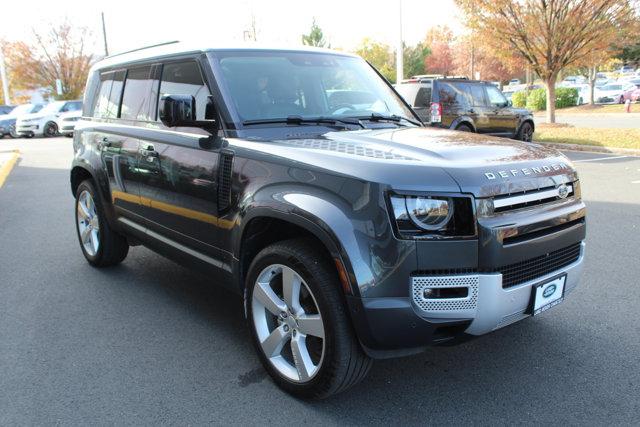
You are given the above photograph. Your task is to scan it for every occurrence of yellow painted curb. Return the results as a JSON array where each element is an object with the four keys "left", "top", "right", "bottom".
[{"left": 0, "top": 150, "right": 20, "bottom": 189}]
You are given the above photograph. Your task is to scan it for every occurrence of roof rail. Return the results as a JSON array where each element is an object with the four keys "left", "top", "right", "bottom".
[{"left": 105, "top": 40, "right": 181, "bottom": 59}]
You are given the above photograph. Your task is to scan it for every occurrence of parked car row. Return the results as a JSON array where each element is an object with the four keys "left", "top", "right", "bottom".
[{"left": 0, "top": 100, "right": 82, "bottom": 139}]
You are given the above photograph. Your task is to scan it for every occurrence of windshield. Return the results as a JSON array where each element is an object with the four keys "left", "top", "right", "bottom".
[
  {"left": 214, "top": 50, "right": 415, "bottom": 124},
  {"left": 39, "top": 101, "right": 65, "bottom": 114},
  {"left": 602, "top": 85, "right": 622, "bottom": 91}
]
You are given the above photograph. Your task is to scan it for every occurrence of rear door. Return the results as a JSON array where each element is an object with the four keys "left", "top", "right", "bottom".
[
  {"left": 93, "top": 70, "right": 142, "bottom": 217},
  {"left": 463, "top": 83, "right": 491, "bottom": 133},
  {"left": 134, "top": 60, "right": 223, "bottom": 255}
]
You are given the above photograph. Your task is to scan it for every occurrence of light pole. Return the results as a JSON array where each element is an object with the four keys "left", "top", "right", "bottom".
[
  {"left": 0, "top": 49, "right": 10, "bottom": 105},
  {"left": 396, "top": 0, "right": 404, "bottom": 83},
  {"left": 101, "top": 12, "right": 109, "bottom": 56}
]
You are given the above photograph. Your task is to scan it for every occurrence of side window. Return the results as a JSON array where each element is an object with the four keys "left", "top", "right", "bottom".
[
  {"left": 61, "top": 101, "right": 82, "bottom": 112},
  {"left": 121, "top": 65, "right": 156, "bottom": 121},
  {"left": 485, "top": 85, "right": 508, "bottom": 107},
  {"left": 159, "top": 61, "right": 210, "bottom": 120},
  {"left": 466, "top": 84, "right": 487, "bottom": 106},
  {"left": 93, "top": 71, "right": 125, "bottom": 118},
  {"left": 437, "top": 82, "right": 470, "bottom": 108},
  {"left": 415, "top": 87, "right": 432, "bottom": 108}
]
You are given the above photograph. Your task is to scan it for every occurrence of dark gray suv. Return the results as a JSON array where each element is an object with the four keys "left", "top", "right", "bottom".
[{"left": 71, "top": 43, "right": 585, "bottom": 399}]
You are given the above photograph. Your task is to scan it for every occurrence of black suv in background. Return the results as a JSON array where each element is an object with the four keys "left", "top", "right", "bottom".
[{"left": 396, "top": 78, "right": 535, "bottom": 142}]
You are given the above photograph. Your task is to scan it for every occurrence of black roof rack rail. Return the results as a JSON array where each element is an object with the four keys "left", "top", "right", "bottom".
[{"left": 105, "top": 40, "right": 181, "bottom": 59}]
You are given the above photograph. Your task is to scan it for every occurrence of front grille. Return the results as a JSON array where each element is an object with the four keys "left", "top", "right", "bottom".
[
  {"left": 493, "top": 184, "right": 574, "bottom": 213},
  {"left": 498, "top": 243, "right": 582, "bottom": 288}
]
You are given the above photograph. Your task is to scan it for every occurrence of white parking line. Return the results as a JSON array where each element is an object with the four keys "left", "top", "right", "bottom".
[{"left": 573, "top": 155, "right": 629, "bottom": 163}]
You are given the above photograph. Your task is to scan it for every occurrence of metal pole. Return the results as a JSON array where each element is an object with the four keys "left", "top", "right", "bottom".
[
  {"left": 0, "top": 49, "right": 10, "bottom": 105},
  {"left": 470, "top": 44, "right": 475, "bottom": 80},
  {"left": 396, "top": 0, "right": 403, "bottom": 83},
  {"left": 101, "top": 12, "right": 109, "bottom": 56}
]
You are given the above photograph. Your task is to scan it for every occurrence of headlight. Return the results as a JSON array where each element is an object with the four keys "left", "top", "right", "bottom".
[
  {"left": 389, "top": 194, "right": 476, "bottom": 239},
  {"left": 405, "top": 197, "right": 453, "bottom": 230}
]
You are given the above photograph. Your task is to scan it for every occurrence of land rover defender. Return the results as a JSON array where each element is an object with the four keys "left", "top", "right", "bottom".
[{"left": 71, "top": 43, "right": 586, "bottom": 399}]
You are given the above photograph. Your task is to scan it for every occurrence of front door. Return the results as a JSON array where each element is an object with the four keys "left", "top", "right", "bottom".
[{"left": 484, "top": 85, "right": 517, "bottom": 136}]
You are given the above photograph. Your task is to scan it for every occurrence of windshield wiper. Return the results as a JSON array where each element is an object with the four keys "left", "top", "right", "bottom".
[
  {"left": 243, "top": 116, "right": 364, "bottom": 129},
  {"left": 349, "top": 113, "right": 422, "bottom": 127}
]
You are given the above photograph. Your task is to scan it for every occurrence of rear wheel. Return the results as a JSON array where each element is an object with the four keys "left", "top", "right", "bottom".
[
  {"left": 246, "top": 239, "right": 372, "bottom": 399},
  {"left": 455, "top": 124, "right": 473, "bottom": 132},
  {"left": 43, "top": 121, "right": 58, "bottom": 137},
  {"left": 517, "top": 121, "right": 534, "bottom": 142},
  {"left": 75, "top": 180, "right": 129, "bottom": 267}
]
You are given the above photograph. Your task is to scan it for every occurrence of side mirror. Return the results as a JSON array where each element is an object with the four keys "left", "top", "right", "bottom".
[
  {"left": 507, "top": 100, "right": 513, "bottom": 107},
  {"left": 159, "top": 94, "right": 217, "bottom": 129}
]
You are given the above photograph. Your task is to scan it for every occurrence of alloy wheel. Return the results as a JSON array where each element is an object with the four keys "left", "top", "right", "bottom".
[
  {"left": 251, "top": 264, "right": 325, "bottom": 383},
  {"left": 522, "top": 124, "right": 533, "bottom": 142},
  {"left": 44, "top": 122, "right": 58, "bottom": 137},
  {"left": 76, "top": 190, "right": 100, "bottom": 256}
]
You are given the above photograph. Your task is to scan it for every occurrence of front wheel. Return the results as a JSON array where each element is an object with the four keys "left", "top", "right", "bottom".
[
  {"left": 246, "top": 239, "right": 372, "bottom": 399},
  {"left": 517, "top": 122, "right": 534, "bottom": 142},
  {"left": 9, "top": 125, "right": 20, "bottom": 138}
]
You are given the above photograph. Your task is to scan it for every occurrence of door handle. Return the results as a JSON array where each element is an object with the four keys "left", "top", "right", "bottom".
[{"left": 139, "top": 144, "right": 158, "bottom": 157}]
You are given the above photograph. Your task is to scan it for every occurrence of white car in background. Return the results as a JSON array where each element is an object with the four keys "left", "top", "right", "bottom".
[
  {"left": 594, "top": 82, "right": 637, "bottom": 104},
  {"left": 561, "top": 75, "right": 586, "bottom": 86},
  {"left": 0, "top": 103, "right": 45, "bottom": 138},
  {"left": 55, "top": 109, "right": 82, "bottom": 137},
  {"left": 16, "top": 100, "right": 82, "bottom": 138}
]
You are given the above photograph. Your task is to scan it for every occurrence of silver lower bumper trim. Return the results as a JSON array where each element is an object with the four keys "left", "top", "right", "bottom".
[{"left": 411, "top": 242, "right": 585, "bottom": 336}]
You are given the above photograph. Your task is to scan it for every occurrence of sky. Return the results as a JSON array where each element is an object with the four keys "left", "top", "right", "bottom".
[{"left": 0, "top": 0, "right": 463, "bottom": 55}]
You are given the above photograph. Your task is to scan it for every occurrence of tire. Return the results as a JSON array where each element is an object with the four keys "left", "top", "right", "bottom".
[
  {"left": 246, "top": 238, "right": 372, "bottom": 399},
  {"left": 43, "top": 121, "right": 58, "bottom": 137},
  {"left": 517, "top": 121, "right": 534, "bottom": 142},
  {"left": 455, "top": 124, "right": 473, "bottom": 132},
  {"left": 9, "top": 125, "right": 20, "bottom": 138},
  {"left": 74, "top": 180, "right": 129, "bottom": 267}
]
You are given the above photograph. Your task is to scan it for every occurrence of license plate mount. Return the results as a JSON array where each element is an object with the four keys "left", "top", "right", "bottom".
[{"left": 529, "top": 274, "right": 567, "bottom": 316}]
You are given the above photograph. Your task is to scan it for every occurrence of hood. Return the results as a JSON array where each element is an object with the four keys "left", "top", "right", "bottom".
[{"left": 237, "top": 127, "right": 577, "bottom": 197}]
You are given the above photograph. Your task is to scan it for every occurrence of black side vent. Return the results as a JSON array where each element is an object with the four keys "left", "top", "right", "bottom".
[{"left": 217, "top": 152, "right": 234, "bottom": 213}]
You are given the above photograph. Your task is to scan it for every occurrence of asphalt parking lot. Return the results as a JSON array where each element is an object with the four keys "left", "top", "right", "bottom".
[{"left": 1, "top": 138, "right": 639, "bottom": 425}]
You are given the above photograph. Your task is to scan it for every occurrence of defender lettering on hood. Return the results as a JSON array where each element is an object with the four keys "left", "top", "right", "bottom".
[{"left": 484, "top": 163, "right": 569, "bottom": 180}]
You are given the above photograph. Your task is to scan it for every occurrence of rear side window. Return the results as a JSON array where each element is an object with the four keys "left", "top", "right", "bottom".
[
  {"left": 159, "top": 61, "right": 210, "bottom": 120},
  {"left": 121, "top": 66, "right": 157, "bottom": 121},
  {"left": 93, "top": 70, "right": 125, "bottom": 118},
  {"left": 465, "top": 84, "right": 487, "bottom": 106},
  {"left": 436, "top": 82, "right": 469, "bottom": 108}
]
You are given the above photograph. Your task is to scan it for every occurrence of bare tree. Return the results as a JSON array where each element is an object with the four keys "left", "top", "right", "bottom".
[
  {"left": 456, "top": 0, "right": 638, "bottom": 122},
  {"left": 10, "top": 22, "right": 94, "bottom": 100}
]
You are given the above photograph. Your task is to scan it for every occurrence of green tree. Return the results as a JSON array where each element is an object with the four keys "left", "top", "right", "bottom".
[
  {"left": 354, "top": 38, "right": 395, "bottom": 82},
  {"left": 301, "top": 18, "right": 330, "bottom": 48},
  {"left": 403, "top": 42, "right": 430, "bottom": 78}
]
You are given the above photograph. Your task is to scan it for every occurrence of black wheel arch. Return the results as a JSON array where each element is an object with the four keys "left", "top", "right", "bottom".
[
  {"left": 70, "top": 162, "right": 120, "bottom": 232},
  {"left": 449, "top": 116, "right": 476, "bottom": 132}
]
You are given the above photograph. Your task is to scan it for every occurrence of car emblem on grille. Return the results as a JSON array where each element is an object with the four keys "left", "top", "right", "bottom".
[
  {"left": 557, "top": 183, "right": 569, "bottom": 199},
  {"left": 543, "top": 284, "right": 557, "bottom": 298}
]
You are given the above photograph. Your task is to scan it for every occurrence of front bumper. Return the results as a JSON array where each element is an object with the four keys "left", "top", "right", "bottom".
[
  {"left": 16, "top": 124, "right": 39, "bottom": 135},
  {"left": 348, "top": 243, "right": 584, "bottom": 358}
]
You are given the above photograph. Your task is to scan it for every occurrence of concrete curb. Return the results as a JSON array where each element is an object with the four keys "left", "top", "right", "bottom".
[
  {"left": 0, "top": 150, "right": 20, "bottom": 188},
  {"left": 535, "top": 141, "right": 640, "bottom": 156}
]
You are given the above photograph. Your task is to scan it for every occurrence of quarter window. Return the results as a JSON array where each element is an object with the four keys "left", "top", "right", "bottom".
[
  {"left": 121, "top": 66, "right": 157, "bottom": 121},
  {"left": 436, "top": 83, "right": 470, "bottom": 107},
  {"left": 93, "top": 71, "right": 125, "bottom": 118},
  {"left": 159, "top": 62, "right": 210, "bottom": 120}
]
